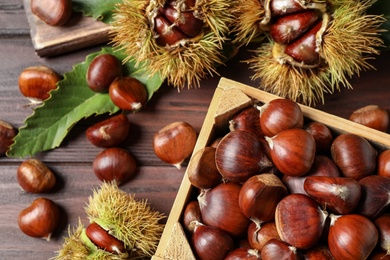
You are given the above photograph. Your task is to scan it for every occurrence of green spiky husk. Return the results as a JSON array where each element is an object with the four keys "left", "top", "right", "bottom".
[
  {"left": 111, "top": 0, "right": 235, "bottom": 88},
  {"left": 53, "top": 220, "right": 129, "bottom": 260},
  {"left": 247, "top": 0, "right": 385, "bottom": 105},
  {"left": 85, "top": 182, "right": 165, "bottom": 259}
]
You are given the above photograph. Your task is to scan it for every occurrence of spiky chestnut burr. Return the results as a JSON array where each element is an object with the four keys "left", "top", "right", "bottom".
[
  {"left": 233, "top": 0, "right": 385, "bottom": 105},
  {"left": 53, "top": 182, "right": 165, "bottom": 259},
  {"left": 111, "top": 0, "right": 235, "bottom": 89}
]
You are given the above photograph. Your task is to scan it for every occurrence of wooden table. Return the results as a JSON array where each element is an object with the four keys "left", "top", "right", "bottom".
[{"left": 1, "top": 1, "right": 389, "bottom": 259}]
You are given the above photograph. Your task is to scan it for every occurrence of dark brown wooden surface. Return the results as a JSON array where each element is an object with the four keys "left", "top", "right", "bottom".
[{"left": 0, "top": 1, "right": 389, "bottom": 259}]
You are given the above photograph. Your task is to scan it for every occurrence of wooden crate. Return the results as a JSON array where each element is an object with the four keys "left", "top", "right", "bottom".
[{"left": 152, "top": 77, "right": 390, "bottom": 260}]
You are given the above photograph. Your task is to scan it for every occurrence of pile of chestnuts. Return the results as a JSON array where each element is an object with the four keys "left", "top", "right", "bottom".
[{"left": 183, "top": 98, "right": 390, "bottom": 260}]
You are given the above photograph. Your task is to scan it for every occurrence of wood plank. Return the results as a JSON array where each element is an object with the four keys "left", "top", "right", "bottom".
[{"left": 23, "top": 0, "right": 111, "bottom": 57}]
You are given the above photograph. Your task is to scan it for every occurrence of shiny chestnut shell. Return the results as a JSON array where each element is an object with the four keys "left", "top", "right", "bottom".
[
  {"left": 192, "top": 223, "right": 235, "bottom": 260},
  {"left": 330, "top": 133, "right": 377, "bottom": 180},
  {"left": 215, "top": 130, "right": 272, "bottom": 183},
  {"left": 328, "top": 214, "right": 378, "bottom": 260},
  {"left": 239, "top": 173, "right": 287, "bottom": 224},
  {"left": 86, "top": 113, "right": 130, "bottom": 148},
  {"left": 87, "top": 54, "right": 123, "bottom": 93},
  {"left": 266, "top": 128, "right": 316, "bottom": 177},
  {"left": 93, "top": 147, "right": 137, "bottom": 185},
  {"left": 259, "top": 98, "right": 304, "bottom": 137},
  {"left": 275, "top": 194, "right": 327, "bottom": 249},
  {"left": 198, "top": 182, "right": 250, "bottom": 237}
]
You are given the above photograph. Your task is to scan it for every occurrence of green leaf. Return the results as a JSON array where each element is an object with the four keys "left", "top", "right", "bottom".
[
  {"left": 7, "top": 47, "right": 165, "bottom": 158},
  {"left": 71, "top": 0, "right": 122, "bottom": 24}
]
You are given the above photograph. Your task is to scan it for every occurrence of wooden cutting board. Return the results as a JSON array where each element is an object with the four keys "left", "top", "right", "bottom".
[{"left": 24, "top": 0, "right": 111, "bottom": 57}]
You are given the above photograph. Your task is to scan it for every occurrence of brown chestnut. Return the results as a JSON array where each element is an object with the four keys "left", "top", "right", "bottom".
[
  {"left": 153, "top": 121, "right": 197, "bottom": 169},
  {"left": 239, "top": 173, "right": 287, "bottom": 225},
  {"left": 0, "top": 120, "right": 16, "bottom": 156},
  {"left": 303, "top": 176, "right": 361, "bottom": 215},
  {"left": 356, "top": 175, "right": 390, "bottom": 219},
  {"left": 192, "top": 222, "right": 235, "bottom": 260},
  {"left": 85, "top": 222, "right": 127, "bottom": 254},
  {"left": 247, "top": 221, "right": 281, "bottom": 251},
  {"left": 18, "top": 66, "right": 61, "bottom": 103},
  {"left": 302, "top": 245, "right": 334, "bottom": 260},
  {"left": 259, "top": 98, "right": 304, "bottom": 137},
  {"left": 374, "top": 214, "right": 390, "bottom": 255},
  {"left": 225, "top": 248, "right": 261, "bottom": 260},
  {"left": 378, "top": 150, "right": 390, "bottom": 178},
  {"left": 93, "top": 147, "right": 137, "bottom": 185},
  {"left": 215, "top": 130, "right": 272, "bottom": 183},
  {"left": 266, "top": 128, "right": 316, "bottom": 177},
  {"left": 275, "top": 194, "right": 328, "bottom": 249},
  {"left": 261, "top": 239, "right": 301, "bottom": 260},
  {"left": 17, "top": 159, "right": 56, "bottom": 193},
  {"left": 229, "top": 105, "right": 263, "bottom": 137},
  {"left": 182, "top": 200, "right": 202, "bottom": 233},
  {"left": 86, "top": 113, "right": 130, "bottom": 148},
  {"left": 187, "top": 147, "right": 222, "bottom": 189},
  {"left": 86, "top": 54, "right": 123, "bottom": 93},
  {"left": 109, "top": 77, "right": 148, "bottom": 112},
  {"left": 18, "top": 197, "right": 60, "bottom": 240},
  {"left": 198, "top": 182, "right": 251, "bottom": 237},
  {"left": 31, "top": 0, "right": 73, "bottom": 26},
  {"left": 328, "top": 214, "right": 378, "bottom": 260},
  {"left": 349, "top": 105, "right": 389, "bottom": 132},
  {"left": 330, "top": 133, "right": 377, "bottom": 180},
  {"left": 282, "top": 155, "right": 340, "bottom": 195},
  {"left": 304, "top": 122, "right": 333, "bottom": 154}
]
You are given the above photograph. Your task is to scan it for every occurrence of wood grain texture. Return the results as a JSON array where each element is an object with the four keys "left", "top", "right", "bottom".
[
  {"left": 23, "top": 0, "right": 110, "bottom": 57},
  {"left": 0, "top": 0, "right": 390, "bottom": 259}
]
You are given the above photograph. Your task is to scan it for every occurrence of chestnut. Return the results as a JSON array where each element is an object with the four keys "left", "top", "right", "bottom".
[
  {"left": 302, "top": 245, "right": 334, "bottom": 260},
  {"left": 18, "top": 197, "right": 60, "bottom": 240},
  {"left": 239, "top": 173, "right": 287, "bottom": 225},
  {"left": 182, "top": 200, "right": 202, "bottom": 233},
  {"left": 192, "top": 222, "right": 235, "bottom": 260},
  {"left": 328, "top": 214, "right": 378, "bottom": 260},
  {"left": 17, "top": 159, "right": 56, "bottom": 193},
  {"left": 303, "top": 176, "right": 361, "bottom": 214},
  {"left": 378, "top": 150, "right": 390, "bottom": 178},
  {"left": 31, "top": 0, "right": 73, "bottom": 26},
  {"left": 225, "top": 248, "right": 261, "bottom": 260},
  {"left": 18, "top": 66, "right": 61, "bottom": 103},
  {"left": 275, "top": 193, "right": 327, "bottom": 250},
  {"left": 229, "top": 105, "right": 263, "bottom": 137},
  {"left": 282, "top": 155, "right": 340, "bottom": 195},
  {"left": 374, "top": 214, "right": 390, "bottom": 255},
  {"left": 330, "top": 133, "right": 377, "bottom": 180},
  {"left": 93, "top": 147, "right": 137, "bottom": 185},
  {"left": 215, "top": 130, "right": 272, "bottom": 183},
  {"left": 261, "top": 239, "right": 301, "bottom": 260},
  {"left": 356, "top": 175, "right": 390, "bottom": 219},
  {"left": 259, "top": 98, "right": 304, "bottom": 137},
  {"left": 86, "top": 113, "right": 130, "bottom": 148},
  {"left": 86, "top": 54, "right": 123, "bottom": 93},
  {"left": 266, "top": 128, "right": 316, "bottom": 177},
  {"left": 109, "top": 77, "right": 148, "bottom": 112},
  {"left": 153, "top": 121, "right": 197, "bottom": 169},
  {"left": 247, "top": 221, "right": 281, "bottom": 251},
  {"left": 85, "top": 222, "right": 127, "bottom": 255},
  {"left": 198, "top": 182, "right": 251, "bottom": 237},
  {"left": 0, "top": 119, "right": 16, "bottom": 156},
  {"left": 304, "top": 121, "right": 333, "bottom": 154},
  {"left": 187, "top": 147, "right": 222, "bottom": 189},
  {"left": 349, "top": 105, "right": 389, "bottom": 132}
]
